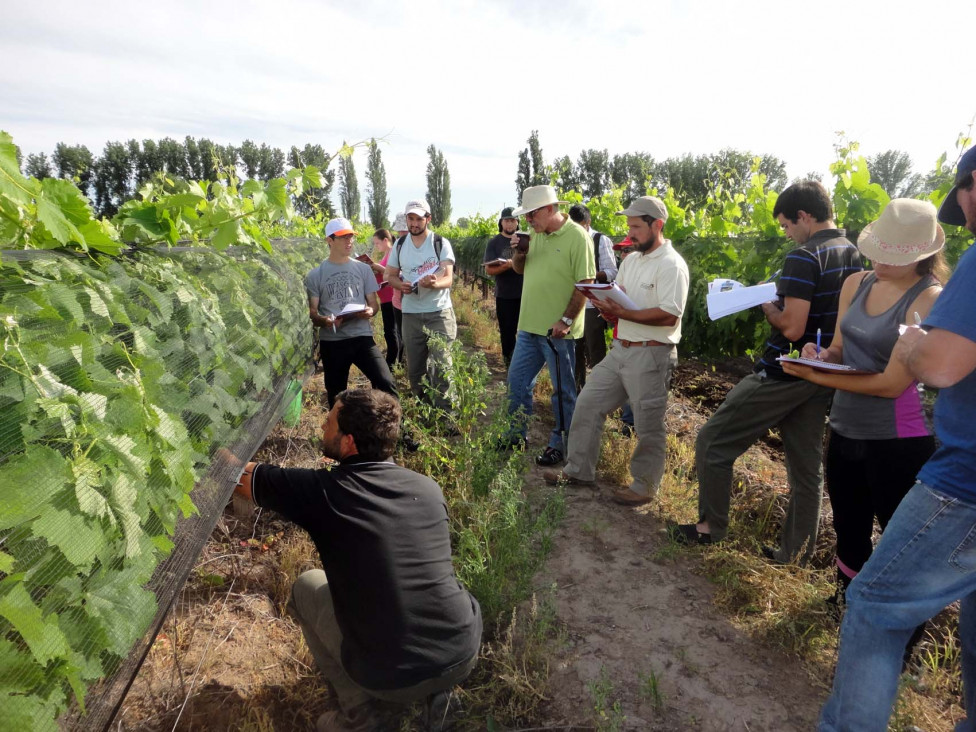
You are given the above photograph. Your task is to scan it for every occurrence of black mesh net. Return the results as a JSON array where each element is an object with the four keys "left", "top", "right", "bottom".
[{"left": 0, "top": 238, "right": 322, "bottom": 731}]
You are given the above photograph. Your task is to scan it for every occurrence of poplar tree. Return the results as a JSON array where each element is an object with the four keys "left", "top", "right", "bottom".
[
  {"left": 425, "top": 144, "right": 452, "bottom": 225},
  {"left": 339, "top": 142, "right": 361, "bottom": 221},
  {"left": 365, "top": 139, "right": 390, "bottom": 229}
]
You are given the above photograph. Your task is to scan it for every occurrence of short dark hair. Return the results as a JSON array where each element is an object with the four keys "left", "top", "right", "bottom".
[
  {"left": 568, "top": 203, "right": 591, "bottom": 225},
  {"left": 333, "top": 389, "right": 401, "bottom": 460},
  {"left": 373, "top": 228, "right": 393, "bottom": 242},
  {"left": 772, "top": 181, "right": 833, "bottom": 223}
]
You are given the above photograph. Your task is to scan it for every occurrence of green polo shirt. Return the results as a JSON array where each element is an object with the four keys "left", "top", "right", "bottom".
[{"left": 518, "top": 217, "right": 595, "bottom": 338}]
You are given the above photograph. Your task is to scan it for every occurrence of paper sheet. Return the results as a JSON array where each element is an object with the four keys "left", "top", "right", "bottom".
[
  {"left": 706, "top": 281, "right": 777, "bottom": 320},
  {"left": 776, "top": 356, "right": 873, "bottom": 374},
  {"left": 574, "top": 282, "right": 640, "bottom": 310}
]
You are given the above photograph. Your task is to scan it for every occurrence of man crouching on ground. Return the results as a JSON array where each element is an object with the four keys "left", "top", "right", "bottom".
[
  {"left": 543, "top": 196, "right": 689, "bottom": 505},
  {"left": 233, "top": 388, "right": 482, "bottom": 731}
]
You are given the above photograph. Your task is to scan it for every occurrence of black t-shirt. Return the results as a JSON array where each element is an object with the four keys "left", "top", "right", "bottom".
[
  {"left": 483, "top": 233, "right": 524, "bottom": 300},
  {"left": 757, "top": 228, "right": 862, "bottom": 380},
  {"left": 252, "top": 456, "right": 482, "bottom": 690}
]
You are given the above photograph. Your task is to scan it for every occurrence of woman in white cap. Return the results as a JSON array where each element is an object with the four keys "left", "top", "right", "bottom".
[{"left": 782, "top": 198, "right": 947, "bottom": 613}]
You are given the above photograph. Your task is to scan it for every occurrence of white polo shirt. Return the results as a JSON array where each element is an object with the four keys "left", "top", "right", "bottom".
[{"left": 616, "top": 240, "right": 689, "bottom": 345}]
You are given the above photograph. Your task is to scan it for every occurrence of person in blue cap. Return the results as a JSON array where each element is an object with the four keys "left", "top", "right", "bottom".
[{"left": 818, "top": 146, "right": 976, "bottom": 731}]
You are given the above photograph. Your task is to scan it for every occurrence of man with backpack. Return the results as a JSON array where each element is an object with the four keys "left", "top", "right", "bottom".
[
  {"left": 568, "top": 203, "right": 618, "bottom": 392},
  {"left": 384, "top": 199, "right": 457, "bottom": 414}
]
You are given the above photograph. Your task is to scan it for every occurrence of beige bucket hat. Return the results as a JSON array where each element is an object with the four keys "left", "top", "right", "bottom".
[
  {"left": 857, "top": 198, "right": 945, "bottom": 266},
  {"left": 512, "top": 185, "right": 568, "bottom": 217}
]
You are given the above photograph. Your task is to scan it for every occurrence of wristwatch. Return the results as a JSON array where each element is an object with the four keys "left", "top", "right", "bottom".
[{"left": 560, "top": 316, "right": 573, "bottom": 327}]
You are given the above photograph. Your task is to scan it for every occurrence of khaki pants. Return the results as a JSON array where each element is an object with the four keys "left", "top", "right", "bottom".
[
  {"left": 563, "top": 342, "right": 677, "bottom": 497},
  {"left": 401, "top": 308, "right": 457, "bottom": 411},
  {"left": 287, "top": 569, "right": 478, "bottom": 713},
  {"left": 695, "top": 373, "right": 832, "bottom": 563}
]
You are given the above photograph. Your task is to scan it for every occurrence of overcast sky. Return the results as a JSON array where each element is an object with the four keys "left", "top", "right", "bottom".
[{"left": 3, "top": 0, "right": 973, "bottom": 221}]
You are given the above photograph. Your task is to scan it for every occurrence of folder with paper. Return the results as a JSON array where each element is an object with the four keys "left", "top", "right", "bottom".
[{"left": 705, "top": 280, "right": 777, "bottom": 320}]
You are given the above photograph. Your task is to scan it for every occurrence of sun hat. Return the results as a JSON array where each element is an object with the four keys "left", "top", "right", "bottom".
[
  {"left": 512, "top": 185, "right": 568, "bottom": 217},
  {"left": 498, "top": 206, "right": 517, "bottom": 222},
  {"left": 938, "top": 147, "right": 976, "bottom": 227},
  {"left": 404, "top": 199, "right": 431, "bottom": 217},
  {"left": 325, "top": 217, "right": 355, "bottom": 238},
  {"left": 616, "top": 196, "right": 668, "bottom": 222},
  {"left": 857, "top": 198, "right": 945, "bottom": 265},
  {"left": 392, "top": 212, "right": 408, "bottom": 232},
  {"left": 613, "top": 236, "right": 634, "bottom": 251}
]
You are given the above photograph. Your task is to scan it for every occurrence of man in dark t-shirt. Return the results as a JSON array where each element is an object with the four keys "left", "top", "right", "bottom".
[
  {"left": 671, "top": 181, "right": 862, "bottom": 564},
  {"left": 234, "top": 389, "right": 482, "bottom": 729},
  {"left": 483, "top": 206, "right": 524, "bottom": 367}
]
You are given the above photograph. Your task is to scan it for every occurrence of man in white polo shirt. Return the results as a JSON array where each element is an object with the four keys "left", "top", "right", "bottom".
[
  {"left": 384, "top": 199, "right": 457, "bottom": 413},
  {"left": 543, "top": 196, "right": 689, "bottom": 505}
]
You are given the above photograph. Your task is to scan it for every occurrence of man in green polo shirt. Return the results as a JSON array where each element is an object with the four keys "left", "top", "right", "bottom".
[{"left": 504, "top": 185, "right": 596, "bottom": 466}]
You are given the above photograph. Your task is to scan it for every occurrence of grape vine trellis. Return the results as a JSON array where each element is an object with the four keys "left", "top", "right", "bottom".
[{"left": 0, "top": 129, "right": 344, "bottom": 730}]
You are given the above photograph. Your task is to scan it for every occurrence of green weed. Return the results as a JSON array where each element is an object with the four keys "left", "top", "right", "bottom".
[{"left": 587, "top": 664, "right": 626, "bottom": 732}]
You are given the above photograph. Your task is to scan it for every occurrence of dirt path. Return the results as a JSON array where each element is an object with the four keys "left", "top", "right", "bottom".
[
  {"left": 527, "top": 473, "right": 824, "bottom": 730},
  {"left": 507, "top": 375, "right": 827, "bottom": 731}
]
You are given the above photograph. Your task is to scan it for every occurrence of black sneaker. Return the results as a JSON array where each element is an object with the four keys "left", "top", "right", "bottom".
[{"left": 535, "top": 447, "right": 564, "bottom": 466}]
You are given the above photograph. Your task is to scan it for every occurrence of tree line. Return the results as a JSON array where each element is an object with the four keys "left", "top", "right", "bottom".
[
  {"left": 514, "top": 130, "right": 943, "bottom": 209},
  {"left": 18, "top": 137, "right": 454, "bottom": 228}
]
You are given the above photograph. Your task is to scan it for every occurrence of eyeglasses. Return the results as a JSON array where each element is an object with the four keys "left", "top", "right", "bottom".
[{"left": 524, "top": 208, "right": 543, "bottom": 221}]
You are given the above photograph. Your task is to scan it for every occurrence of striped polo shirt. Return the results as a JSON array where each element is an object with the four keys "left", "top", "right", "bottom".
[{"left": 756, "top": 228, "right": 862, "bottom": 380}]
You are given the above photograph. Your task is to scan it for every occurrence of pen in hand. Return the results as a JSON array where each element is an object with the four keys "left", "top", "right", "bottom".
[
  {"left": 914, "top": 311, "right": 921, "bottom": 326},
  {"left": 816, "top": 328, "right": 822, "bottom": 360}
]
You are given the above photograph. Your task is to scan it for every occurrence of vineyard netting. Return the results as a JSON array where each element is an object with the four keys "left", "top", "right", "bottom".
[{"left": 0, "top": 239, "right": 322, "bottom": 730}]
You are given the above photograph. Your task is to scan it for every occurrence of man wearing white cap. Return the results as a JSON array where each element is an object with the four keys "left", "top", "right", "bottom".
[
  {"left": 504, "top": 185, "right": 596, "bottom": 466},
  {"left": 543, "top": 196, "right": 689, "bottom": 505},
  {"left": 818, "top": 147, "right": 976, "bottom": 731},
  {"left": 385, "top": 199, "right": 457, "bottom": 413},
  {"left": 306, "top": 217, "right": 397, "bottom": 407}
]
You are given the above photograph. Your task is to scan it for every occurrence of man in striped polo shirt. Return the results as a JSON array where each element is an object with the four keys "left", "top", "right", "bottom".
[{"left": 672, "top": 181, "right": 862, "bottom": 564}]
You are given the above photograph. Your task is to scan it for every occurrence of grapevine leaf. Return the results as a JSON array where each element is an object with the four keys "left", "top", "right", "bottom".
[
  {"left": 83, "top": 287, "right": 111, "bottom": 318},
  {"left": 264, "top": 178, "right": 288, "bottom": 211},
  {"left": 0, "top": 692, "right": 57, "bottom": 729},
  {"left": 72, "top": 457, "right": 111, "bottom": 519},
  {"left": 40, "top": 178, "right": 93, "bottom": 225},
  {"left": 78, "top": 220, "right": 125, "bottom": 255},
  {"left": 0, "top": 581, "right": 70, "bottom": 665},
  {"left": 31, "top": 508, "right": 105, "bottom": 572},
  {"left": 0, "top": 444, "right": 71, "bottom": 530},
  {"left": 108, "top": 473, "right": 145, "bottom": 558},
  {"left": 211, "top": 219, "right": 240, "bottom": 251},
  {"left": 36, "top": 195, "right": 85, "bottom": 247},
  {"left": 36, "top": 397, "right": 77, "bottom": 437},
  {"left": 0, "top": 551, "right": 13, "bottom": 573},
  {"left": 85, "top": 566, "right": 157, "bottom": 656},
  {"left": 0, "top": 131, "right": 37, "bottom": 205},
  {"left": 102, "top": 434, "right": 149, "bottom": 477},
  {"left": 34, "top": 363, "right": 78, "bottom": 399}
]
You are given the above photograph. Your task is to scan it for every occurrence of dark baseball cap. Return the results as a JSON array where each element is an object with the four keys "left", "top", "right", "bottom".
[
  {"left": 938, "top": 147, "right": 976, "bottom": 227},
  {"left": 499, "top": 206, "right": 517, "bottom": 222}
]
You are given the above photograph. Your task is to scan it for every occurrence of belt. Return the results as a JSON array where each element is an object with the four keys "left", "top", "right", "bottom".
[{"left": 616, "top": 338, "right": 670, "bottom": 348}]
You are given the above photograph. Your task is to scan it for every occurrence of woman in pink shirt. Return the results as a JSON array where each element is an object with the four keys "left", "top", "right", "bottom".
[{"left": 370, "top": 229, "right": 402, "bottom": 368}]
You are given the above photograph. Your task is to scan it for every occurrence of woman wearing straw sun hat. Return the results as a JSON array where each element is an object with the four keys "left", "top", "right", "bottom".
[{"left": 781, "top": 198, "right": 947, "bottom": 614}]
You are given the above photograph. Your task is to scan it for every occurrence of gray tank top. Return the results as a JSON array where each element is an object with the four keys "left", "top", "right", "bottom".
[{"left": 830, "top": 272, "right": 937, "bottom": 440}]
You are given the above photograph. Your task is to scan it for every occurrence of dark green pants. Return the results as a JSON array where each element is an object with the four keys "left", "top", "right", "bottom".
[{"left": 695, "top": 373, "right": 832, "bottom": 563}]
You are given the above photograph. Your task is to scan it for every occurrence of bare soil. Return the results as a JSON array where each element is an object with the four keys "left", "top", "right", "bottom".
[{"left": 520, "top": 361, "right": 826, "bottom": 731}]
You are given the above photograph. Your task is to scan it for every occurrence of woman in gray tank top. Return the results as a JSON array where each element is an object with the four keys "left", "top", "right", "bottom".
[{"left": 782, "top": 199, "right": 947, "bottom": 614}]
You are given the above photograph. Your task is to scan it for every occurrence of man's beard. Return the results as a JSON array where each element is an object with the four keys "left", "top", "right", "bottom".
[
  {"left": 321, "top": 435, "right": 342, "bottom": 461},
  {"left": 409, "top": 225, "right": 427, "bottom": 236},
  {"left": 635, "top": 235, "right": 657, "bottom": 252}
]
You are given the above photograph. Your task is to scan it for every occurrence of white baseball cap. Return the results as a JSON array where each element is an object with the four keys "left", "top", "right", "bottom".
[
  {"left": 325, "top": 217, "right": 355, "bottom": 238},
  {"left": 404, "top": 199, "right": 431, "bottom": 217}
]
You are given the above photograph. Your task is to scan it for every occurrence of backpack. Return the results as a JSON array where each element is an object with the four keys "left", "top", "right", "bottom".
[
  {"left": 591, "top": 230, "right": 618, "bottom": 272},
  {"left": 395, "top": 233, "right": 444, "bottom": 265}
]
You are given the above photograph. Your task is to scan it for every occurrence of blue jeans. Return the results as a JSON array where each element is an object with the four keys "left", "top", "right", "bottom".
[
  {"left": 819, "top": 481, "right": 976, "bottom": 732},
  {"left": 506, "top": 330, "right": 576, "bottom": 452}
]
